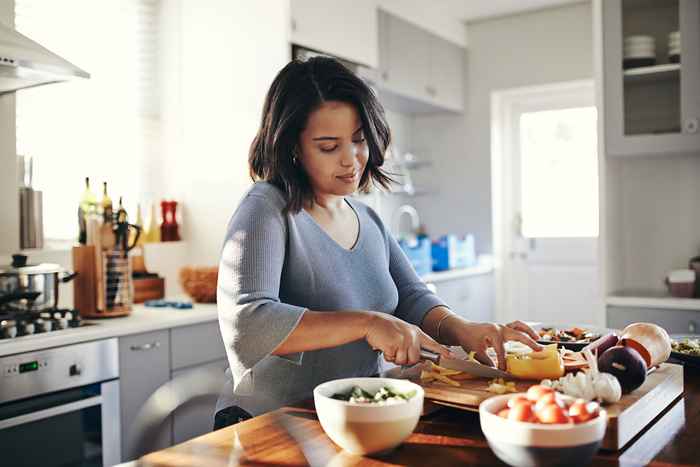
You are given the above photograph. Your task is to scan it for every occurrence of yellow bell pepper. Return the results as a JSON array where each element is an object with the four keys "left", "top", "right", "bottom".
[{"left": 506, "top": 344, "right": 565, "bottom": 380}]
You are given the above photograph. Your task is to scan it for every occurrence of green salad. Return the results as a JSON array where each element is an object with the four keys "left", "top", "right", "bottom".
[
  {"left": 331, "top": 386, "right": 416, "bottom": 404},
  {"left": 672, "top": 338, "right": 700, "bottom": 356}
]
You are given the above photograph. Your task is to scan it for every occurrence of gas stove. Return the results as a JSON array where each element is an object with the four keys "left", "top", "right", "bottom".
[{"left": 0, "top": 308, "right": 91, "bottom": 340}]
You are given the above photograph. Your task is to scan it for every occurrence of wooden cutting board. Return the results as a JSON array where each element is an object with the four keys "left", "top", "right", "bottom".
[{"left": 415, "top": 363, "right": 684, "bottom": 451}]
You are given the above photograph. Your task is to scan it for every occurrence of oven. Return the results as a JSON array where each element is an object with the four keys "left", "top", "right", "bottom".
[{"left": 0, "top": 339, "right": 120, "bottom": 467}]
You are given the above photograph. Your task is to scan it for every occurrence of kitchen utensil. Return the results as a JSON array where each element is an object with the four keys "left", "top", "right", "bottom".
[
  {"left": 0, "top": 254, "right": 76, "bottom": 311},
  {"left": 18, "top": 155, "right": 44, "bottom": 250},
  {"left": 419, "top": 349, "right": 513, "bottom": 379},
  {"left": 480, "top": 393, "right": 608, "bottom": 467}
]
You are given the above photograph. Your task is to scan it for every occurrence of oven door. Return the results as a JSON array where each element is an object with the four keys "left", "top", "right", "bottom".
[{"left": 0, "top": 379, "right": 120, "bottom": 467}]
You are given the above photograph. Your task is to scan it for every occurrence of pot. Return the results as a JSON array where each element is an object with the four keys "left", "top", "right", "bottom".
[{"left": 0, "top": 254, "right": 77, "bottom": 311}]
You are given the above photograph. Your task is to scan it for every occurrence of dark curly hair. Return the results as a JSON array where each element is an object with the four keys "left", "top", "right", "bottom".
[{"left": 249, "top": 56, "right": 395, "bottom": 213}]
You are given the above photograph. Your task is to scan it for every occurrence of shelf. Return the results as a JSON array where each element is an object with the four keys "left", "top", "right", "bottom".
[
  {"left": 607, "top": 292, "right": 700, "bottom": 311},
  {"left": 623, "top": 63, "right": 680, "bottom": 84}
]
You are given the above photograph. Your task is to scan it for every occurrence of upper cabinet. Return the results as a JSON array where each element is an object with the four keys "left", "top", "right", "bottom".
[
  {"left": 602, "top": 0, "right": 700, "bottom": 156},
  {"left": 290, "top": 0, "right": 379, "bottom": 68},
  {"left": 377, "top": 10, "right": 465, "bottom": 113}
]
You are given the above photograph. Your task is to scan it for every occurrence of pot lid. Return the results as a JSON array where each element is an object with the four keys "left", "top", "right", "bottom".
[{"left": 0, "top": 254, "right": 64, "bottom": 275}]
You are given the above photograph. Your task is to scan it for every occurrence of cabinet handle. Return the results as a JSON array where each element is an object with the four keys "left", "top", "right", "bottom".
[
  {"left": 381, "top": 71, "right": 388, "bottom": 81},
  {"left": 684, "top": 118, "right": 698, "bottom": 134},
  {"left": 291, "top": 19, "right": 297, "bottom": 32},
  {"left": 689, "top": 321, "right": 697, "bottom": 334},
  {"left": 130, "top": 341, "right": 161, "bottom": 352}
]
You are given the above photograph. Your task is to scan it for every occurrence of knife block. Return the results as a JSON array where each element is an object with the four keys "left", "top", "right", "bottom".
[{"left": 73, "top": 245, "right": 132, "bottom": 318}]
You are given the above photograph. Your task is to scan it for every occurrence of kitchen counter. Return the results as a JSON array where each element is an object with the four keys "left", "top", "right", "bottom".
[
  {"left": 421, "top": 256, "right": 494, "bottom": 283},
  {"left": 0, "top": 303, "right": 217, "bottom": 357},
  {"left": 138, "top": 366, "right": 698, "bottom": 466}
]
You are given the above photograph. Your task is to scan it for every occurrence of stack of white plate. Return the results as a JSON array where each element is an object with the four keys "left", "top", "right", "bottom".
[
  {"left": 623, "top": 35, "right": 656, "bottom": 68},
  {"left": 669, "top": 31, "right": 680, "bottom": 62}
]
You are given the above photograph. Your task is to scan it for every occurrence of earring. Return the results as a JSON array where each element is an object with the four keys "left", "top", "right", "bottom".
[{"left": 292, "top": 149, "right": 300, "bottom": 165}]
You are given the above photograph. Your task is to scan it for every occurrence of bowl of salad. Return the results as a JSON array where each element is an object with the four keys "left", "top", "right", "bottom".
[{"left": 313, "top": 377, "right": 424, "bottom": 455}]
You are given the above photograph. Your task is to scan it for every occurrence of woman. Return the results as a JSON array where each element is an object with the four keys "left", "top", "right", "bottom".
[{"left": 215, "top": 56, "right": 540, "bottom": 427}]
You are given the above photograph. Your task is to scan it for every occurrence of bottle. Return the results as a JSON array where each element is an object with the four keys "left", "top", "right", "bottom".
[
  {"left": 101, "top": 182, "right": 113, "bottom": 223},
  {"left": 143, "top": 201, "right": 161, "bottom": 243},
  {"left": 78, "top": 177, "right": 97, "bottom": 244},
  {"left": 80, "top": 177, "right": 98, "bottom": 215}
]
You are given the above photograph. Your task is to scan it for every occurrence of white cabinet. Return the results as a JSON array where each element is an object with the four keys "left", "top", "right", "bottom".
[
  {"left": 119, "top": 330, "right": 172, "bottom": 461},
  {"left": 377, "top": 10, "right": 464, "bottom": 113},
  {"left": 430, "top": 274, "right": 494, "bottom": 322},
  {"left": 602, "top": 0, "right": 700, "bottom": 156},
  {"left": 290, "top": 0, "right": 378, "bottom": 68}
]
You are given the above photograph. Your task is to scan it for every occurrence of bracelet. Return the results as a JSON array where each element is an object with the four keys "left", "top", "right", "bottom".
[{"left": 436, "top": 313, "right": 454, "bottom": 343}]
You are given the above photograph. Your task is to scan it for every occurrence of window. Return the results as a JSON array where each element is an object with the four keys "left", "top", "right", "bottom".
[{"left": 15, "top": 0, "right": 161, "bottom": 240}]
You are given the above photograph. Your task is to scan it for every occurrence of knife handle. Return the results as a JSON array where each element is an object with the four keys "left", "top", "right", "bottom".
[{"left": 419, "top": 349, "right": 440, "bottom": 364}]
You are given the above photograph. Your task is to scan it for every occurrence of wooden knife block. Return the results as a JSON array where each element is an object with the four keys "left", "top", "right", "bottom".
[{"left": 73, "top": 245, "right": 131, "bottom": 318}]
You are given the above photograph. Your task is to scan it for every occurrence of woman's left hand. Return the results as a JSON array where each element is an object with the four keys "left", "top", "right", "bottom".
[{"left": 443, "top": 319, "right": 542, "bottom": 370}]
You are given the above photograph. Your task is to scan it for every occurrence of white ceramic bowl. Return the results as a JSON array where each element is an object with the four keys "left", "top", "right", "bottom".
[
  {"left": 480, "top": 393, "right": 607, "bottom": 467},
  {"left": 313, "top": 377, "right": 424, "bottom": 455}
]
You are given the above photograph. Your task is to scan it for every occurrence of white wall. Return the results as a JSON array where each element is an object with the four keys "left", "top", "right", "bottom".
[
  {"left": 410, "top": 2, "right": 593, "bottom": 253},
  {"left": 0, "top": 0, "right": 18, "bottom": 255},
  {"left": 164, "top": 0, "right": 291, "bottom": 266}
]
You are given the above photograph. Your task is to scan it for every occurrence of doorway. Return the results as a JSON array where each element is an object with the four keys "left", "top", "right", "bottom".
[{"left": 491, "top": 80, "right": 604, "bottom": 327}]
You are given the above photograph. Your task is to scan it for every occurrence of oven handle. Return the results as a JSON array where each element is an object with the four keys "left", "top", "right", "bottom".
[{"left": 0, "top": 395, "right": 102, "bottom": 430}]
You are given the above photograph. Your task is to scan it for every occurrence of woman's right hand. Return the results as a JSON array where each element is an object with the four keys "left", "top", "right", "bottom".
[{"left": 364, "top": 312, "right": 452, "bottom": 365}]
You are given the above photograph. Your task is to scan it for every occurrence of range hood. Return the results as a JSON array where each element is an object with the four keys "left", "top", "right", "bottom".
[{"left": 0, "top": 20, "right": 89, "bottom": 94}]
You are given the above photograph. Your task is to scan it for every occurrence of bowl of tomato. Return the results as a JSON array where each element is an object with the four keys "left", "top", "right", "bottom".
[{"left": 479, "top": 385, "right": 607, "bottom": 467}]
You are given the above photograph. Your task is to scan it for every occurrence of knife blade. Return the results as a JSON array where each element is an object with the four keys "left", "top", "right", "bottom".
[{"left": 420, "top": 349, "right": 514, "bottom": 380}]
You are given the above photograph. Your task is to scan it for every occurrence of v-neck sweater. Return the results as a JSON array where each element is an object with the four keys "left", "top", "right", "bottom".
[{"left": 216, "top": 181, "right": 446, "bottom": 416}]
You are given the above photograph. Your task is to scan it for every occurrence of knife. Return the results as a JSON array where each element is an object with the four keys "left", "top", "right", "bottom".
[{"left": 420, "top": 349, "right": 514, "bottom": 380}]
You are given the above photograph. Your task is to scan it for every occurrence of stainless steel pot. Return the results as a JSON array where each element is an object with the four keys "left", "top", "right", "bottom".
[{"left": 0, "top": 254, "right": 77, "bottom": 311}]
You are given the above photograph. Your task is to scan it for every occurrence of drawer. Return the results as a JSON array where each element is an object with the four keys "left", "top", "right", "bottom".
[
  {"left": 171, "top": 321, "right": 226, "bottom": 370},
  {"left": 607, "top": 306, "right": 700, "bottom": 334}
]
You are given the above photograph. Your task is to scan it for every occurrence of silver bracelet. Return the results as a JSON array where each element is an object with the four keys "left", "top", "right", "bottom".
[{"left": 436, "top": 313, "right": 454, "bottom": 343}]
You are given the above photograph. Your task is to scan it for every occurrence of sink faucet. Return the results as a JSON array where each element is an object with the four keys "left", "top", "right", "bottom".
[{"left": 392, "top": 205, "right": 420, "bottom": 238}]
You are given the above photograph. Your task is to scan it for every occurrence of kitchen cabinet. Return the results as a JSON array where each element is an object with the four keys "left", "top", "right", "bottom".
[
  {"left": 290, "top": 0, "right": 378, "bottom": 68},
  {"left": 377, "top": 10, "right": 464, "bottom": 113},
  {"left": 429, "top": 273, "right": 494, "bottom": 322},
  {"left": 119, "top": 330, "right": 172, "bottom": 461},
  {"left": 169, "top": 322, "right": 227, "bottom": 444},
  {"left": 607, "top": 305, "right": 699, "bottom": 334},
  {"left": 171, "top": 358, "right": 229, "bottom": 444},
  {"left": 602, "top": 0, "right": 700, "bottom": 157}
]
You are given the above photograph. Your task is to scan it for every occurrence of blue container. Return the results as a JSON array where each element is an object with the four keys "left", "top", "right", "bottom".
[
  {"left": 431, "top": 234, "right": 476, "bottom": 271},
  {"left": 398, "top": 235, "right": 433, "bottom": 276}
]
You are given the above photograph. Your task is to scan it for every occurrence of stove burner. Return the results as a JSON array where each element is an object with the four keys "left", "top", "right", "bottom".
[{"left": 0, "top": 308, "right": 90, "bottom": 340}]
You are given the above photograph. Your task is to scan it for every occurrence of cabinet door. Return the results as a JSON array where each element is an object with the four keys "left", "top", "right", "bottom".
[
  {"left": 291, "top": 0, "right": 378, "bottom": 67},
  {"left": 603, "top": 0, "right": 700, "bottom": 157},
  {"left": 171, "top": 321, "right": 226, "bottom": 371},
  {"left": 171, "top": 359, "right": 229, "bottom": 444},
  {"left": 119, "top": 330, "right": 171, "bottom": 461},
  {"left": 429, "top": 35, "right": 464, "bottom": 112},
  {"left": 384, "top": 13, "right": 431, "bottom": 102}
]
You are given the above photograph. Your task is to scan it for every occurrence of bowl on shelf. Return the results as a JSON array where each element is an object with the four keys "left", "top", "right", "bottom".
[
  {"left": 480, "top": 393, "right": 607, "bottom": 467},
  {"left": 313, "top": 377, "right": 423, "bottom": 455}
]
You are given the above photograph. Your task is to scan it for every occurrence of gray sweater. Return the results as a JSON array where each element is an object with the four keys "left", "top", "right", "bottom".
[{"left": 216, "top": 181, "right": 446, "bottom": 415}]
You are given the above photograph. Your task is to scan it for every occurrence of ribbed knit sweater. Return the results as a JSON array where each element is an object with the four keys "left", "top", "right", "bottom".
[{"left": 216, "top": 181, "right": 446, "bottom": 415}]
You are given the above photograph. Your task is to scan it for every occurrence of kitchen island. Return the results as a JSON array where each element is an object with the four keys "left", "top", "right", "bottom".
[{"left": 138, "top": 366, "right": 699, "bottom": 466}]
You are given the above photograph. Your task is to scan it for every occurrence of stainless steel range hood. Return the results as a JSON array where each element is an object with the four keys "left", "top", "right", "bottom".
[{"left": 0, "top": 20, "right": 89, "bottom": 94}]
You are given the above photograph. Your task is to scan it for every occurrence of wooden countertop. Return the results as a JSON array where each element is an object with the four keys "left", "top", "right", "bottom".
[{"left": 139, "top": 366, "right": 699, "bottom": 466}]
